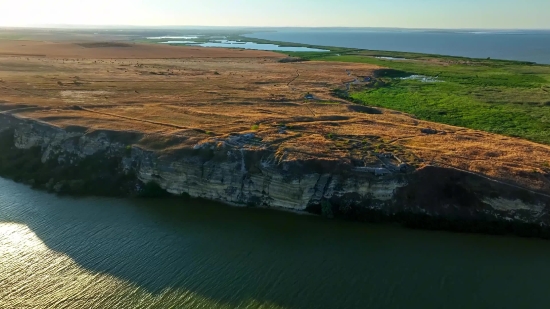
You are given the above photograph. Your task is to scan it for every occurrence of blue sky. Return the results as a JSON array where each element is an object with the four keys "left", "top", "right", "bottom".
[{"left": 1, "top": 0, "right": 548, "bottom": 29}]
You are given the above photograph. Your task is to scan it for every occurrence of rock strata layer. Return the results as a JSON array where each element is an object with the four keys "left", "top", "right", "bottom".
[{"left": 1, "top": 113, "right": 549, "bottom": 237}]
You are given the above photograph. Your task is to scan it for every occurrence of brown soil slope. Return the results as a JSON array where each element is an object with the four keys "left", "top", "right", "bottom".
[{"left": 0, "top": 39, "right": 549, "bottom": 194}]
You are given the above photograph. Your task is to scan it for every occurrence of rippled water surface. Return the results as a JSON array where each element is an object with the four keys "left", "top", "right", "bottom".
[{"left": 2, "top": 177, "right": 550, "bottom": 308}]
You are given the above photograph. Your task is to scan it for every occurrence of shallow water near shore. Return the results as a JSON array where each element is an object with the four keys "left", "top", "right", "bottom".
[
  {"left": 154, "top": 37, "right": 329, "bottom": 52},
  {"left": 196, "top": 40, "right": 329, "bottom": 52},
  {"left": 2, "top": 177, "right": 550, "bottom": 309}
]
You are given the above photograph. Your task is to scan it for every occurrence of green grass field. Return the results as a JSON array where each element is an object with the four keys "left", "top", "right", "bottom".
[{"left": 289, "top": 52, "right": 550, "bottom": 145}]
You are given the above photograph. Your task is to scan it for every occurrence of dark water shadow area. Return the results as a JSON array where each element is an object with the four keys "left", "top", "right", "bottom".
[{"left": 3, "top": 177, "right": 550, "bottom": 308}]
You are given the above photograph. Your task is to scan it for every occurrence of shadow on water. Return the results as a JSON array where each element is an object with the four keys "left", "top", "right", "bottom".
[{"left": 3, "top": 177, "right": 550, "bottom": 308}]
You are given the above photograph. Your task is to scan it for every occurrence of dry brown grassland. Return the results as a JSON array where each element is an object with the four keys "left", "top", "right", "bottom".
[{"left": 0, "top": 39, "right": 549, "bottom": 193}]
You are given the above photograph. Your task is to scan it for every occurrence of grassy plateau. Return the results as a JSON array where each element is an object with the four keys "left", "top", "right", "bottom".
[
  {"left": 287, "top": 51, "right": 550, "bottom": 145},
  {"left": 0, "top": 28, "right": 549, "bottom": 193}
]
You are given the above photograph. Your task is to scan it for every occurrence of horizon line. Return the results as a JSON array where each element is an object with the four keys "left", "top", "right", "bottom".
[{"left": 1, "top": 24, "right": 549, "bottom": 31}]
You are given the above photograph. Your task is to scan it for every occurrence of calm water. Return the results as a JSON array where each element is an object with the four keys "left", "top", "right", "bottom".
[
  {"left": 147, "top": 35, "right": 201, "bottom": 39},
  {"left": 197, "top": 40, "right": 328, "bottom": 52},
  {"left": 158, "top": 39, "right": 328, "bottom": 52},
  {"left": 2, "top": 177, "right": 550, "bottom": 309},
  {"left": 246, "top": 29, "right": 550, "bottom": 64}
]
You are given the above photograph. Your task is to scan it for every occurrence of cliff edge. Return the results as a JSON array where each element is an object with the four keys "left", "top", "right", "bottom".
[{"left": 1, "top": 113, "right": 549, "bottom": 238}]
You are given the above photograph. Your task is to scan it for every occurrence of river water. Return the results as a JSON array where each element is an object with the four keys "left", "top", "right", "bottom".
[{"left": 2, "top": 177, "right": 550, "bottom": 309}]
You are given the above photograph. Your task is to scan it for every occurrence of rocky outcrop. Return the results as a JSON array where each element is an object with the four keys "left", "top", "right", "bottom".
[
  {"left": 117, "top": 133, "right": 408, "bottom": 211},
  {"left": 1, "top": 113, "right": 549, "bottom": 237}
]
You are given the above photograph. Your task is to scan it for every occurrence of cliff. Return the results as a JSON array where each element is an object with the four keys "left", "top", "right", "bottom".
[{"left": 1, "top": 113, "right": 549, "bottom": 238}]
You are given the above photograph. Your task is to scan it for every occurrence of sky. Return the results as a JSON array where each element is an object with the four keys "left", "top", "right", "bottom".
[{"left": 0, "top": 0, "right": 548, "bottom": 29}]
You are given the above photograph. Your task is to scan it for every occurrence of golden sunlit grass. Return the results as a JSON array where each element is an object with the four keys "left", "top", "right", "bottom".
[{"left": 0, "top": 40, "right": 549, "bottom": 193}]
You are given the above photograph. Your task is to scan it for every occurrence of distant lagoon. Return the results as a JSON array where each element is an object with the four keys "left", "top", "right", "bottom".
[
  {"left": 197, "top": 40, "right": 328, "bottom": 52},
  {"left": 160, "top": 40, "right": 197, "bottom": 44},
  {"left": 156, "top": 39, "right": 328, "bottom": 52},
  {"left": 246, "top": 29, "right": 550, "bottom": 64},
  {"left": 147, "top": 35, "right": 201, "bottom": 39}
]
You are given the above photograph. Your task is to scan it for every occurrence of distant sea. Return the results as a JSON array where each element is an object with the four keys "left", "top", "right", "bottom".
[{"left": 245, "top": 29, "right": 550, "bottom": 64}]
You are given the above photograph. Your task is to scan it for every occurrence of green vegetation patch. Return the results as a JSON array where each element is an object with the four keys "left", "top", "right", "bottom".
[{"left": 305, "top": 54, "right": 550, "bottom": 144}]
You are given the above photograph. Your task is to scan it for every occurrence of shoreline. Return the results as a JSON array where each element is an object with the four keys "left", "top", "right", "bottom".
[
  {"left": 143, "top": 30, "right": 550, "bottom": 65},
  {"left": 0, "top": 29, "right": 549, "bottom": 239},
  {"left": 1, "top": 113, "right": 550, "bottom": 239},
  {"left": 241, "top": 30, "right": 550, "bottom": 65}
]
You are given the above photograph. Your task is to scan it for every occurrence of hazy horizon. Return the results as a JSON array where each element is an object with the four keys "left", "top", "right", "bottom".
[
  {"left": 3, "top": 25, "right": 550, "bottom": 31},
  {"left": 1, "top": 0, "right": 548, "bottom": 29}
]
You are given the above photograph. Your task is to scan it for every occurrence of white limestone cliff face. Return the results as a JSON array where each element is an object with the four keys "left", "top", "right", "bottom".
[
  {"left": 4, "top": 115, "right": 407, "bottom": 211},
  {"left": 12, "top": 120, "right": 126, "bottom": 162},
  {"left": 483, "top": 198, "right": 547, "bottom": 222},
  {"left": 2, "top": 113, "right": 549, "bottom": 224},
  {"left": 130, "top": 146, "right": 406, "bottom": 211}
]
